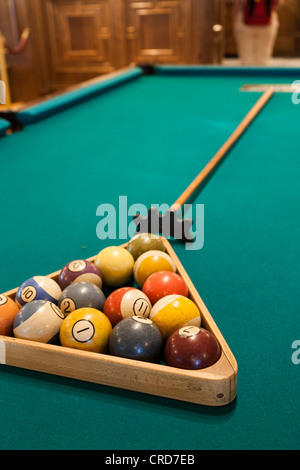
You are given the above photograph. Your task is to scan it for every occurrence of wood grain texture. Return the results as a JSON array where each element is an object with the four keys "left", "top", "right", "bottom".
[{"left": 0, "top": 238, "right": 237, "bottom": 407}]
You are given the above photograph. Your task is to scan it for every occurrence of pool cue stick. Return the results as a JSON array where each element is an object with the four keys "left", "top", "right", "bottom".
[
  {"left": 171, "top": 86, "right": 275, "bottom": 212},
  {"left": 134, "top": 86, "right": 275, "bottom": 241}
]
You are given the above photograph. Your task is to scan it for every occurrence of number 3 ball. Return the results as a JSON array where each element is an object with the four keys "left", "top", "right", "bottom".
[
  {"left": 142, "top": 271, "right": 189, "bottom": 305},
  {"left": 59, "top": 308, "right": 112, "bottom": 353},
  {"left": 164, "top": 326, "right": 221, "bottom": 370},
  {"left": 0, "top": 295, "right": 19, "bottom": 336},
  {"left": 94, "top": 246, "right": 134, "bottom": 287},
  {"left": 58, "top": 281, "right": 106, "bottom": 317},
  {"left": 149, "top": 294, "right": 201, "bottom": 339},
  {"left": 13, "top": 300, "right": 64, "bottom": 343},
  {"left": 109, "top": 316, "right": 163, "bottom": 363},
  {"left": 103, "top": 287, "right": 152, "bottom": 326},
  {"left": 133, "top": 250, "right": 176, "bottom": 287},
  {"left": 58, "top": 259, "right": 103, "bottom": 290},
  {"left": 15, "top": 276, "right": 62, "bottom": 308}
]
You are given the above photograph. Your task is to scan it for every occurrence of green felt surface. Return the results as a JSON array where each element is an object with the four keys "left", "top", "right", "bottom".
[{"left": 0, "top": 67, "right": 299, "bottom": 450}]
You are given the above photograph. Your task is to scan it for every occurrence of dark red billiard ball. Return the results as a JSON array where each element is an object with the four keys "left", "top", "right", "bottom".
[
  {"left": 58, "top": 259, "right": 103, "bottom": 290},
  {"left": 142, "top": 271, "right": 189, "bottom": 305},
  {"left": 164, "top": 326, "right": 221, "bottom": 370},
  {"left": 103, "top": 287, "right": 151, "bottom": 326}
]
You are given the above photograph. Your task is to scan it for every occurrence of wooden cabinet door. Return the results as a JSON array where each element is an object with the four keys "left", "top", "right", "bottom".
[{"left": 125, "top": 0, "right": 192, "bottom": 64}]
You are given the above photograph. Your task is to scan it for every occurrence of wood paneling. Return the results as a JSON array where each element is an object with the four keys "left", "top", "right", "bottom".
[{"left": 1, "top": 0, "right": 299, "bottom": 102}]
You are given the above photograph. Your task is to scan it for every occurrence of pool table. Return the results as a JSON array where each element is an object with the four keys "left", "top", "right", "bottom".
[{"left": 0, "top": 65, "right": 299, "bottom": 450}]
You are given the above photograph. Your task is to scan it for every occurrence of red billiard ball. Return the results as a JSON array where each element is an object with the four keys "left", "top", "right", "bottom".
[
  {"left": 142, "top": 271, "right": 189, "bottom": 305},
  {"left": 164, "top": 326, "right": 221, "bottom": 370},
  {"left": 103, "top": 287, "right": 152, "bottom": 326}
]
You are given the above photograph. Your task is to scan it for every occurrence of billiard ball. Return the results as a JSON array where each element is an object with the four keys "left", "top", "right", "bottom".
[
  {"left": 58, "top": 281, "right": 106, "bottom": 317},
  {"left": 58, "top": 259, "right": 103, "bottom": 290},
  {"left": 133, "top": 250, "right": 176, "bottom": 287},
  {"left": 13, "top": 300, "right": 64, "bottom": 343},
  {"left": 15, "top": 276, "right": 62, "bottom": 308},
  {"left": 164, "top": 326, "right": 221, "bottom": 370},
  {"left": 0, "top": 295, "right": 19, "bottom": 336},
  {"left": 59, "top": 307, "right": 112, "bottom": 353},
  {"left": 142, "top": 271, "right": 189, "bottom": 305},
  {"left": 127, "top": 233, "right": 166, "bottom": 260},
  {"left": 103, "top": 287, "right": 151, "bottom": 326},
  {"left": 149, "top": 294, "right": 201, "bottom": 339},
  {"left": 94, "top": 246, "right": 134, "bottom": 287},
  {"left": 109, "top": 316, "right": 163, "bottom": 362}
]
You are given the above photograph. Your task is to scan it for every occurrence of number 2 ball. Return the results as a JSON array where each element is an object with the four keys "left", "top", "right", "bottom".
[
  {"left": 0, "top": 295, "right": 19, "bottom": 336},
  {"left": 60, "top": 308, "right": 112, "bottom": 353},
  {"left": 58, "top": 281, "right": 106, "bottom": 316},
  {"left": 15, "top": 276, "right": 62, "bottom": 308},
  {"left": 103, "top": 287, "right": 152, "bottom": 326},
  {"left": 109, "top": 316, "right": 163, "bottom": 363},
  {"left": 142, "top": 271, "right": 189, "bottom": 305},
  {"left": 164, "top": 326, "right": 221, "bottom": 370},
  {"left": 58, "top": 259, "right": 103, "bottom": 290}
]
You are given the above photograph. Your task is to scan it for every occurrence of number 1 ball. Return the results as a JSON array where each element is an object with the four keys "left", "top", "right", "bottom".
[
  {"left": 109, "top": 316, "right": 163, "bottom": 363},
  {"left": 164, "top": 326, "right": 221, "bottom": 370},
  {"left": 103, "top": 287, "right": 152, "bottom": 326},
  {"left": 59, "top": 308, "right": 112, "bottom": 353},
  {"left": 58, "top": 259, "right": 103, "bottom": 290},
  {"left": 94, "top": 246, "right": 134, "bottom": 287},
  {"left": 142, "top": 271, "right": 189, "bottom": 305},
  {"left": 0, "top": 295, "right": 19, "bottom": 336}
]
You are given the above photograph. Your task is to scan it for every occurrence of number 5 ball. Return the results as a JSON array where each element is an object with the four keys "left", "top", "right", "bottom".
[
  {"left": 142, "top": 271, "right": 189, "bottom": 305},
  {"left": 0, "top": 295, "right": 19, "bottom": 336},
  {"left": 150, "top": 294, "right": 201, "bottom": 339},
  {"left": 94, "top": 246, "right": 134, "bottom": 287},
  {"left": 60, "top": 308, "right": 112, "bottom": 353}
]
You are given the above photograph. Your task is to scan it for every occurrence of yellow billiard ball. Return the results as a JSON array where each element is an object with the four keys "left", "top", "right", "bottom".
[
  {"left": 59, "top": 307, "right": 112, "bottom": 353},
  {"left": 94, "top": 246, "right": 134, "bottom": 287},
  {"left": 149, "top": 294, "right": 201, "bottom": 339},
  {"left": 133, "top": 250, "right": 176, "bottom": 287}
]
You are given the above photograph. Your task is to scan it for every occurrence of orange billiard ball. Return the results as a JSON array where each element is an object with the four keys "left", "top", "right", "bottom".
[
  {"left": 142, "top": 271, "right": 189, "bottom": 305},
  {"left": 103, "top": 287, "right": 152, "bottom": 326},
  {"left": 0, "top": 295, "right": 19, "bottom": 336}
]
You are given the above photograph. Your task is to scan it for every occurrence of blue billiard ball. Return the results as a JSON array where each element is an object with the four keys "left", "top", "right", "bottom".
[
  {"left": 108, "top": 316, "right": 163, "bottom": 363},
  {"left": 15, "top": 276, "right": 62, "bottom": 307}
]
